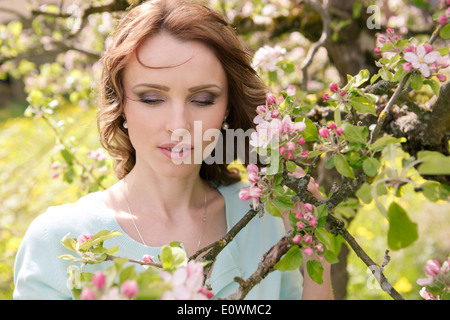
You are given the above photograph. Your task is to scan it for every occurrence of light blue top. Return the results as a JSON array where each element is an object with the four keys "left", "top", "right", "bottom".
[{"left": 13, "top": 181, "right": 303, "bottom": 300}]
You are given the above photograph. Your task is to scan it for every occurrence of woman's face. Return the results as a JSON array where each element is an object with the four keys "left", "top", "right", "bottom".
[{"left": 122, "top": 32, "right": 228, "bottom": 179}]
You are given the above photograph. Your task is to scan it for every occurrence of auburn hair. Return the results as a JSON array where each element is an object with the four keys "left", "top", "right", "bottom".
[{"left": 98, "top": 0, "right": 267, "bottom": 185}]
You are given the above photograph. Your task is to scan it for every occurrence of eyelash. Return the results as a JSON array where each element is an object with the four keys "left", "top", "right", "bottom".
[{"left": 138, "top": 98, "right": 216, "bottom": 106}]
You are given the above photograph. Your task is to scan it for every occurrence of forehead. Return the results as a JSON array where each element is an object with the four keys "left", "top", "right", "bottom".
[{"left": 123, "top": 32, "right": 227, "bottom": 88}]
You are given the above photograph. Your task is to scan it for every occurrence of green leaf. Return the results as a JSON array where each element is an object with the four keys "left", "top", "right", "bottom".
[
  {"left": 417, "top": 151, "right": 450, "bottom": 175},
  {"left": 411, "top": 74, "right": 423, "bottom": 90},
  {"left": 421, "top": 181, "right": 450, "bottom": 202},
  {"left": 387, "top": 202, "right": 418, "bottom": 250},
  {"left": 61, "top": 233, "right": 77, "bottom": 252},
  {"left": 348, "top": 97, "right": 376, "bottom": 115},
  {"left": 264, "top": 199, "right": 283, "bottom": 218},
  {"left": 440, "top": 23, "right": 450, "bottom": 40},
  {"left": 362, "top": 157, "right": 380, "bottom": 177},
  {"left": 274, "top": 196, "right": 294, "bottom": 212},
  {"left": 306, "top": 260, "right": 324, "bottom": 284},
  {"left": 286, "top": 160, "right": 297, "bottom": 173},
  {"left": 160, "top": 245, "right": 187, "bottom": 271},
  {"left": 356, "top": 182, "right": 373, "bottom": 203},
  {"left": 274, "top": 245, "right": 303, "bottom": 271},
  {"left": 342, "top": 122, "right": 369, "bottom": 144},
  {"left": 295, "top": 117, "right": 318, "bottom": 141},
  {"left": 335, "top": 154, "right": 355, "bottom": 178},
  {"left": 91, "top": 230, "right": 122, "bottom": 246},
  {"left": 369, "top": 135, "right": 405, "bottom": 152}
]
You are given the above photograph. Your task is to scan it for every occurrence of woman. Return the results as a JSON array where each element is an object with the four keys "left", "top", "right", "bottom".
[{"left": 14, "top": 0, "right": 332, "bottom": 299}]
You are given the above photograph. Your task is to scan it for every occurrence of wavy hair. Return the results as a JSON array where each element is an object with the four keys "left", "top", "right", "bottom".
[{"left": 98, "top": 0, "right": 267, "bottom": 185}]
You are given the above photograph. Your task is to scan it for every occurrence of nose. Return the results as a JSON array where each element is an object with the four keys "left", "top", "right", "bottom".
[{"left": 165, "top": 101, "right": 191, "bottom": 134}]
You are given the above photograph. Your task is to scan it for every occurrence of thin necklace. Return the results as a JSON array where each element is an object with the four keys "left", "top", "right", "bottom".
[{"left": 122, "top": 176, "right": 207, "bottom": 251}]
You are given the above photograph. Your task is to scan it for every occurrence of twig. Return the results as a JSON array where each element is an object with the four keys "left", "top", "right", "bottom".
[
  {"left": 106, "top": 254, "right": 163, "bottom": 269},
  {"left": 224, "top": 236, "right": 291, "bottom": 300},
  {"left": 299, "top": 0, "right": 332, "bottom": 91}
]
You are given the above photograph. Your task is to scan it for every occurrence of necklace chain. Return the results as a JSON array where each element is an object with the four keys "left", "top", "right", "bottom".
[{"left": 122, "top": 176, "right": 207, "bottom": 251}]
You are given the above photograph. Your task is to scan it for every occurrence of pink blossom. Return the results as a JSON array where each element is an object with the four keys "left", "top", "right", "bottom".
[
  {"left": 424, "top": 260, "right": 441, "bottom": 277},
  {"left": 286, "top": 141, "right": 296, "bottom": 152},
  {"left": 266, "top": 93, "right": 277, "bottom": 106},
  {"left": 286, "top": 84, "right": 296, "bottom": 96},
  {"left": 404, "top": 45, "right": 441, "bottom": 77},
  {"left": 143, "top": 254, "right": 154, "bottom": 263},
  {"left": 304, "top": 246, "right": 314, "bottom": 257},
  {"left": 438, "top": 14, "right": 447, "bottom": 26},
  {"left": 424, "top": 44, "right": 434, "bottom": 54},
  {"left": 304, "top": 235, "right": 312, "bottom": 243},
  {"left": 250, "top": 120, "right": 280, "bottom": 148},
  {"left": 239, "top": 188, "right": 252, "bottom": 201},
  {"left": 77, "top": 234, "right": 93, "bottom": 245},
  {"left": 322, "top": 93, "right": 330, "bottom": 101},
  {"left": 296, "top": 221, "right": 305, "bottom": 230},
  {"left": 436, "top": 74, "right": 447, "bottom": 82},
  {"left": 92, "top": 271, "right": 106, "bottom": 291},
  {"left": 403, "top": 62, "right": 413, "bottom": 72},
  {"left": 301, "top": 150, "right": 309, "bottom": 158},
  {"left": 247, "top": 172, "right": 259, "bottom": 184},
  {"left": 419, "top": 287, "right": 436, "bottom": 300},
  {"left": 329, "top": 82, "right": 339, "bottom": 93},
  {"left": 319, "top": 127, "right": 330, "bottom": 138},
  {"left": 279, "top": 145, "right": 286, "bottom": 155},
  {"left": 310, "top": 217, "right": 318, "bottom": 228},
  {"left": 293, "top": 119, "right": 306, "bottom": 132},
  {"left": 80, "top": 287, "right": 96, "bottom": 300},
  {"left": 297, "top": 137, "right": 306, "bottom": 145},
  {"left": 271, "top": 109, "right": 280, "bottom": 118},
  {"left": 287, "top": 151, "right": 294, "bottom": 159},
  {"left": 198, "top": 286, "right": 214, "bottom": 299},
  {"left": 386, "top": 28, "right": 394, "bottom": 35},
  {"left": 328, "top": 122, "right": 337, "bottom": 130},
  {"left": 416, "top": 275, "right": 434, "bottom": 286},
  {"left": 336, "top": 128, "right": 344, "bottom": 136},
  {"left": 295, "top": 212, "right": 304, "bottom": 220},
  {"left": 374, "top": 47, "right": 381, "bottom": 54},
  {"left": 404, "top": 45, "right": 416, "bottom": 53},
  {"left": 256, "top": 105, "right": 266, "bottom": 115},
  {"left": 292, "top": 235, "right": 302, "bottom": 244},
  {"left": 303, "top": 203, "right": 313, "bottom": 212},
  {"left": 247, "top": 163, "right": 259, "bottom": 174},
  {"left": 340, "top": 89, "right": 346, "bottom": 96},
  {"left": 121, "top": 280, "right": 138, "bottom": 299}
]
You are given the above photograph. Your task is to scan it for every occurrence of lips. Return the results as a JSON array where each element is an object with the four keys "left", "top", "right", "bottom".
[{"left": 158, "top": 142, "right": 194, "bottom": 160}]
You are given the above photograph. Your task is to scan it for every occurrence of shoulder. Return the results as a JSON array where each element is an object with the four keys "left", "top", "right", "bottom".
[{"left": 24, "top": 191, "right": 112, "bottom": 247}]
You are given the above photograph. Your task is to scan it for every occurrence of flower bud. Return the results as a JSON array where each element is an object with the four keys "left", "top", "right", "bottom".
[
  {"left": 304, "top": 235, "right": 312, "bottom": 243},
  {"left": 121, "top": 280, "right": 138, "bottom": 299},
  {"left": 423, "top": 43, "right": 434, "bottom": 54},
  {"left": 303, "top": 203, "right": 313, "bottom": 212},
  {"left": 438, "top": 14, "right": 447, "bottom": 26},
  {"left": 319, "top": 127, "right": 330, "bottom": 138},
  {"left": 336, "top": 127, "right": 344, "bottom": 136},
  {"left": 297, "top": 137, "right": 306, "bottom": 145},
  {"left": 329, "top": 82, "right": 339, "bottom": 93},
  {"left": 80, "top": 287, "right": 96, "bottom": 300},
  {"left": 436, "top": 74, "right": 447, "bottom": 83},
  {"left": 301, "top": 150, "right": 309, "bottom": 158},
  {"left": 292, "top": 235, "right": 302, "bottom": 244},
  {"left": 92, "top": 271, "right": 106, "bottom": 291},
  {"left": 287, "top": 151, "right": 294, "bottom": 159},
  {"left": 403, "top": 62, "right": 413, "bottom": 72},
  {"left": 404, "top": 45, "right": 416, "bottom": 53},
  {"left": 374, "top": 47, "right": 381, "bottom": 54},
  {"left": 266, "top": 93, "right": 277, "bottom": 106},
  {"left": 340, "top": 89, "right": 347, "bottom": 96},
  {"left": 328, "top": 122, "right": 337, "bottom": 130},
  {"left": 279, "top": 145, "right": 286, "bottom": 155},
  {"left": 247, "top": 163, "right": 259, "bottom": 174},
  {"left": 322, "top": 93, "right": 330, "bottom": 101},
  {"left": 271, "top": 109, "right": 280, "bottom": 118},
  {"left": 304, "top": 246, "right": 314, "bottom": 257},
  {"left": 424, "top": 260, "right": 441, "bottom": 277},
  {"left": 296, "top": 221, "right": 305, "bottom": 230},
  {"left": 286, "top": 141, "right": 296, "bottom": 152}
]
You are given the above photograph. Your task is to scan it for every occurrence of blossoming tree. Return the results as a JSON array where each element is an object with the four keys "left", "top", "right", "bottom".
[{"left": 1, "top": 0, "right": 449, "bottom": 299}]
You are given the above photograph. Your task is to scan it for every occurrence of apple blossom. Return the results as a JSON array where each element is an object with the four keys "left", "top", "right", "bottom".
[
  {"left": 77, "top": 234, "right": 93, "bottom": 245},
  {"left": 403, "top": 45, "right": 441, "bottom": 77},
  {"left": 436, "top": 74, "right": 447, "bottom": 82},
  {"left": 340, "top": 89, "right": 346, "bottom": 96},
  {"left": 419, "top": 287, "right": 436, "bottom": 300},
  {"left": 328, "top": 122, "right": 337, "bottom": 130},
  {"left": 287, "top": 151, "right": 294, "bottom": 159},
  {"left": 424, "top": 260, "right": 441, "bottom": 277},
  {"left": 301, "top": 150, "right": 309, "bottom": 158},
  {"left": 303, "top": 203, "right": 313, "bottom": 212},
  {"left": 296, "top": 221, "right": 305, "bottom": 229},
  {"left": 121, "top": 280, "right": 138, "bottom": 298},
  {"left": 304, "top": 235, "right": 312, "bottom": 243},
  {"left": 286, "top": 141, "right": 296, "bottom": 152},
  {"left": 292, "top": 235, "right": 302, "bottom": 244},
  {"left": 329, "top": 82, "right": 339, "bottom": 93},
  {"left": 336, "top": 128, "right": 344, "bottom": 136},
  {"left": 92, "top": 271, "right": 106, "bottom": 290},
  {"left": 266, "top": 92, "right": 277, "bottom": 106},
  {"left": 438, "top": 14, "right": 447, "bottom": 25},
  {"left": 322, "top": 93, "right": 330, "bottom": 101},
  {"left": 247, "top": 171, "right": 259, "bottom": 184},
  {"left": 297, "top": 137, "right": 306, "bottom": 145},
  {"left": 303, "top": 246, "right": 314, "bottom": 257},
  {"left": 80, "top": 287, "right": 96, "bottom": 300},
  {"left": 279, "top": 145, "right": 286, "bottom": 155},
  {"left": 319, "top": 127, "right": 330, "bottom": 138}
]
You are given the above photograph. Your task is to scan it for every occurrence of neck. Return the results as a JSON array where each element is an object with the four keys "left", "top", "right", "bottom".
[{"left": 123, "top": 165, "right": 207, "bottom": 219}]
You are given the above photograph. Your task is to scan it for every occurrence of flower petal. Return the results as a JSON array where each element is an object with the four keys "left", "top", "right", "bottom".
[
  {"left": 403, "top": 52, "right": 418, "bottom": 63},
  {"left": 424, "top": 51, "right": 441, "bottom": 64}
]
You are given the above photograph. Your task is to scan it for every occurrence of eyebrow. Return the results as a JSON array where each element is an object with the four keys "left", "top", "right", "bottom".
[{"left": 131, "top": 83, "right": 222, "bottom": 92}]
